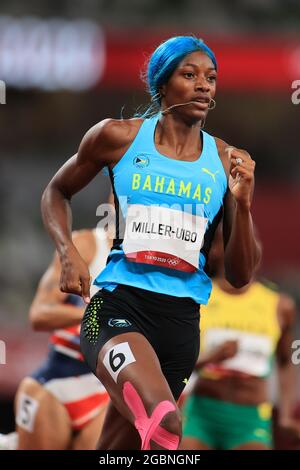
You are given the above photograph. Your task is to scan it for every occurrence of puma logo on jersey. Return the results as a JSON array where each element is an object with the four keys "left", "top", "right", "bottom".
[{"left": 202, "top": 168, "right": 219, "bottom": 183}]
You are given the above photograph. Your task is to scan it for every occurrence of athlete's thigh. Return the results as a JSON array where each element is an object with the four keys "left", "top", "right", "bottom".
[
  {"left": 15, "top": 377, "right": 72, "bottom": 450},
  {"left": 97, "top": 401, "right": 141, "bottom": 450},
  {"left": 96, "top": 332, "right": 178, "bottom": 421},
  {"left": 71, "top": 404, "right": 108, "bottom": 450},
  {"left": 81, "top": 290, "right": 182, "bottom": 449}
]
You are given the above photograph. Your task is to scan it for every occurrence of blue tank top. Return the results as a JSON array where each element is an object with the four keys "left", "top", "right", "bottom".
[{"left": 94, "top": 115, "right": 227, "bottom": 304}]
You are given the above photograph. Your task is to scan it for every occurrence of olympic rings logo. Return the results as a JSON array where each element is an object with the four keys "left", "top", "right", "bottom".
[{"left": 167, "top": 258, "right": 180, "bottom": 266}]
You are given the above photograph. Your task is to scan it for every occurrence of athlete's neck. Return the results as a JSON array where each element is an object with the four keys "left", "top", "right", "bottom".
[{"left": 155, "top": 115, "right": 202, "bottom": 161}]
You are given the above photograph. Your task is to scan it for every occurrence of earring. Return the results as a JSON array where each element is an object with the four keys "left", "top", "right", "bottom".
[{"left": 208, "top": 98, "right": 216, "bottom": 110}]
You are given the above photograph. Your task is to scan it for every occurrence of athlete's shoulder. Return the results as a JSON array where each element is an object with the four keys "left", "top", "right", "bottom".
[
  {"left": 258, "top": 278, "right": 280, "bottom": 293},
  {"left": 89, "top": 118, "right": 144, "bottom": 147},
  {"left": 253, "top": 280, "right": 282, "bottom": 304},
  {"left": 80, "top": 118, "right": 144, "bottom": 165}
]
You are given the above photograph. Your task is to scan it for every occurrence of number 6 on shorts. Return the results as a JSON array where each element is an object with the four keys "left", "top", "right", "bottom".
[{"left": 103, "top": 342, "right": 136, "bottom": 383}]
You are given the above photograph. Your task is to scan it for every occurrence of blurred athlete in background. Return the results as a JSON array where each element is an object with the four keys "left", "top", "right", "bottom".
[
  {"left": 181, "top": 227, "right": 299, "bottom": 450},
  {"left": 2, "top": 228, "right": 112, "bottom": 450}
]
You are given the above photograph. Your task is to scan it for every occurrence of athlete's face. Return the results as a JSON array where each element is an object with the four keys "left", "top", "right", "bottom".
[{"left": 161, "top": 51, "right": 217, "bottom": 122}]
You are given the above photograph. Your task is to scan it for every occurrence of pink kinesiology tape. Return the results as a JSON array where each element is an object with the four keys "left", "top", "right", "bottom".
[{"left": 123, "top": 381, "right": 179, "bottom": 450}]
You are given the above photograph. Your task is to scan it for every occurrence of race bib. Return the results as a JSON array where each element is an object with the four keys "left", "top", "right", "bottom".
[
  {"left": 122, "top": 204, "right": 207, "bottom": 272},
  {"left": 202, "top": 328, "right": 273, "bottom": 377},
  {"left": 16, "top": 393, "right": 39, "bottom": 432}
]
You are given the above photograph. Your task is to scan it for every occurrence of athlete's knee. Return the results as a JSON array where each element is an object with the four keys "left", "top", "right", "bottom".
[
  {"left": 160, "top": 407, "right": 182, "bottom": 442},
  {"left": 122, "top": 381, "right": 181, "bottom": 450},
  {"left": 143, "top": 393, "right": 182, "bottom": 440}
]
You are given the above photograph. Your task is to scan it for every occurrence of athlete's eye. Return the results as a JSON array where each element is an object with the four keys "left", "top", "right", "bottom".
[
  {"left": 183, "top": 72, "right": 195, "bottom": 79},
  {"left": 207, "top": 75, "right": 217, "bottom": 83}
]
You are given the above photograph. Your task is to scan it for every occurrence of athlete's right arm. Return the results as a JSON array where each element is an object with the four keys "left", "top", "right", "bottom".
[{"left": 41, "top": 119, "right": 136, "bottom": 303}]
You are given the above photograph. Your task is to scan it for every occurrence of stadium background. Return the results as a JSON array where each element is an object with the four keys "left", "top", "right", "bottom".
[{"left": 0, "top": 0, "right": 300, "bottom": 448}]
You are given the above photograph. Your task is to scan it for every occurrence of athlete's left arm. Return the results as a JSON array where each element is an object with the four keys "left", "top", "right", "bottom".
[
  {"left": 276, "top": 293, "right": 300, "bottom": 437},
  {"left": 216, "top": 138, "right": 261, "bottom": 288}
]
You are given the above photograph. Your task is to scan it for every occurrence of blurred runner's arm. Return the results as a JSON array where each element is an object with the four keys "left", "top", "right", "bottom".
[
  {"left": 30, "top": 253, "right": 84, "bottom": 331},
  {"left": 30, "top": 232, "right": 94, "bottom": 331},
  {"left": 195, "top": 340, "right": 238, "bottom": 370}
]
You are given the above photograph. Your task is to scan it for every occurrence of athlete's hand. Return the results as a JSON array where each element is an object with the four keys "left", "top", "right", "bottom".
[
  {"left": 226, "top": 147, "right": 256, "bottom": 210},
  {"left": 60, "top": 244, "right": 91, "bottom": 304},
  {"left": 211, "top": 340, "right": 239, "bottom": 363}
]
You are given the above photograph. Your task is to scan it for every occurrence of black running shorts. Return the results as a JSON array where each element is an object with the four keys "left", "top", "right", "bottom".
[{"left": 80, "top": 284, "right": 200, "bottom": 400}]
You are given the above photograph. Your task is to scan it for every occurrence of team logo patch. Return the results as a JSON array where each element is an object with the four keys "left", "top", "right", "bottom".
[
  {"left": 133, "top": 155, "right": 150, "bottom": 168},
  {"left": 108, "top": 318, "right": 132, "bottom": 328}
]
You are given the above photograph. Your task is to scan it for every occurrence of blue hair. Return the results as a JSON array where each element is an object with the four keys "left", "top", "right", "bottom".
[
  {"left": 135, "top": 36, "right": 217, "bottom": 118},
  {"left": 147, "top": 36, "right": 217, "bottom": 102}
]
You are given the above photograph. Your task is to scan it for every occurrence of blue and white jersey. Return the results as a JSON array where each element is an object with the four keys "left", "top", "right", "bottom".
[{"left": 95, "top": 115, "right": 227, "bottom": 304}]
